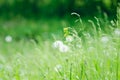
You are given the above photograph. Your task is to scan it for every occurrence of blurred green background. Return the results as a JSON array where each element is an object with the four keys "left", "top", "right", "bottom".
[
  {"left": 0, "top": 0, "right": 118, "bottom": 41},
  {"left": 0, "top": 0, "right": 117, "bottom": 18}
]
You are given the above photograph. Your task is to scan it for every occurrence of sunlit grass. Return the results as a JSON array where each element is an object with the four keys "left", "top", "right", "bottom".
[
  {"left": 0, "top": 19, "right": 120, "bottom": 80},
  {"left": 0, "top": 9, "right": 120, "bottom": 80}
]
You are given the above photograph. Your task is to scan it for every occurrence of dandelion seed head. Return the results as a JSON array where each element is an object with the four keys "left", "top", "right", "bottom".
[
  {"left": 5, "top": 35, "right": 12, "bottom": 42},
  {"left": 66, "top": 35, "right": 73, "bottom": 42},
  {"left": 101, "top": 36, "right": 109, "bottom": 43},
  {"left": 52, "top": 40, "right": 69, "bottom": 53},
  {"left": 114, "top": 28, "right": 120, "bottom": 36},
  {"left": 52, "top": 40, "right": 63, "bottom": 48},
  {"left": 59, "top": 44, "right": 69, "bottom": 53}
]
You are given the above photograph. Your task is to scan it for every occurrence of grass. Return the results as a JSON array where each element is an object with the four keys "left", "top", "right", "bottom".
[
  {"left": 0, "top": 10, "right": 120, "bottom": 80},
  {"left": 0, "top": 17, "right": 75, "bottom": 41}
]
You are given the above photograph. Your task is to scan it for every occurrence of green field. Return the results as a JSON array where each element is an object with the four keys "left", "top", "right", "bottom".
[{"left": 0, "top": 12, "right": 120, "bottom": 80}]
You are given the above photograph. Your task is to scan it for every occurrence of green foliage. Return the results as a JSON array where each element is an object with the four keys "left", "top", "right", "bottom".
[{"left": 0, "top": 0, "right": 117, "bottom": 18}]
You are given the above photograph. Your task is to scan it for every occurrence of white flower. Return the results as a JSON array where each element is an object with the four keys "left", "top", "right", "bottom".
[
  {"left": 52, "top": 40, "right": 69, "bottom": 53},
  {"left": 54, "top": 64, "right": 62, "bottom": 72},
  {"left": 66, "top": 35, "right": 73, "bottom": 42},
  {"left": 114, "top": 29, "right": 120, "bottom": 36},
  {"left": 59, "top": 44, "right": 69, "bottom": 53},
  {"left": 101, "top": 36, "right": 109, "bottom": 43},
  {"left": 5, "top": 35, "right": 12, "bottom": 42},
  {"left": 52, "top": 40, "right": 63, "bottom": 48}
]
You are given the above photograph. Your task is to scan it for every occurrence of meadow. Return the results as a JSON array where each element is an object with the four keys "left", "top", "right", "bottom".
[{"left": 0, "top": 11, "right": 120, "bottom": 80}]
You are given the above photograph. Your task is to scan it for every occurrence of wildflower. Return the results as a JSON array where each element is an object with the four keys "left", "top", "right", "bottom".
[
  {"left": 52, "top": 40, "right": 69, "bottom": 53},
  {"left": 5, "top": 35, "right": 12, "bottom": 42},
  {"left": 114, "top": 28, "right": 120, "bottom": 36},
  {"left": 59, "top": 44, "right": 69, "bottom": 53},
  {"left": 54, "top": 64, "right": 62, "bottom": 72},
  {"left": 52, "top": 40, "right": 63, "bottom": 48},
  {"left": 101, "top": 36, "right": 109, "bottom": 43},
  {"left": 66, "top": 35, "right": 73, "bottom": 42},
  {"left": 64, "top": 27, "right": 69, "bottom": 32},
  {"left": 64, "top": 27, "right": 69, "bottom": 37}
]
